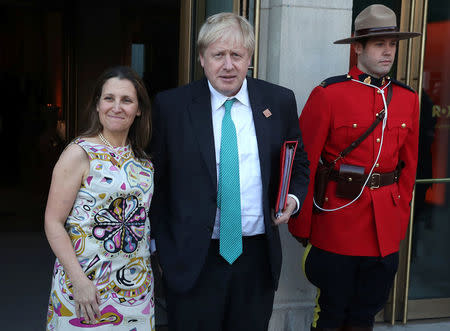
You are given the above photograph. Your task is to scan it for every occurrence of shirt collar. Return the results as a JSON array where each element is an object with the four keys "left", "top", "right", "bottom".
[
  {"left": 208, "top": 78, "right": 250, "bottom": 111},
  {"left": 348, "top": 66, "right": 391, "bottom": 87}
]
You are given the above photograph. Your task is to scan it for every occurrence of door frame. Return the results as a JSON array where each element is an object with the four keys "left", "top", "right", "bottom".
[
  {"left": 177, "top": 0, "right": 261, "bottom": 86},
  {"left": 385, "top": 0, "right": 450, "bottom": 324}
]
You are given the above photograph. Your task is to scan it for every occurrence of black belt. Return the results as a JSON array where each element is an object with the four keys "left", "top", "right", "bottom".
[{"left": 329, "top": 169, "right": 399, "bottom": 189}]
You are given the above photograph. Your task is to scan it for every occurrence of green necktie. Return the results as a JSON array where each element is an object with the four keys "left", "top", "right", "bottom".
[{"left": 218, "top": 98, "right": 242, "bottom": 264}]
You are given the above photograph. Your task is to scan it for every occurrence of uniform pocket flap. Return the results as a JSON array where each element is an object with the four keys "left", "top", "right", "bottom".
[
  {"left": 387, "top": 117, "right": 412, "bottom": 130},
  {"left": 333, "top": 117, "right": 372, "bottom": 129}
]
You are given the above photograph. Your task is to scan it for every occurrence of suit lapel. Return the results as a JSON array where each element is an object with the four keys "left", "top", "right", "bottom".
[
  {"left": 187, "top": 79, "right": 217, "bottom": 186},
  {"left": 247, "top": 78, "right": 271, "bottom": 193},
  {"left": 186, "top": 78, "right": 272, "bottom": 192}
]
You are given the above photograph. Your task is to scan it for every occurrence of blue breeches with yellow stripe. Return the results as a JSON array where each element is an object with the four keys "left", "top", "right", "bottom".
[{"left": 302, "top": 244, "right": 398, "bottom": 330}]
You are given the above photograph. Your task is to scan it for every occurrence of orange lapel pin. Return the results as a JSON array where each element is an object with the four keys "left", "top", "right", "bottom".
[{"left": 263, "top": 109, "right": 272, "bottom": 118}]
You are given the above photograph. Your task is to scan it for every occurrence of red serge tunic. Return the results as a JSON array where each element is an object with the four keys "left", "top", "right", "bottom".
[{"left": 289, "top": 66, "right": 419, "bottom": 257}]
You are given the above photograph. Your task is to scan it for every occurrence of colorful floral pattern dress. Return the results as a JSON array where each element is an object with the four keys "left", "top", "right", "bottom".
[{"left": 47, "top": 138, "right": 155, "bottom": 330}]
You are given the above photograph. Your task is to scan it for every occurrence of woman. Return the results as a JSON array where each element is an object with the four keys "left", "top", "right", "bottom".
[{"left": 45, "top": 66, "right": 154, "bottom": 330}]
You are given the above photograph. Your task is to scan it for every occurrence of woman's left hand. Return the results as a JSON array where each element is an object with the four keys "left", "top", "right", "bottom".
[{"left": 72, "top": 275, "right": 101, "bottom": 324}]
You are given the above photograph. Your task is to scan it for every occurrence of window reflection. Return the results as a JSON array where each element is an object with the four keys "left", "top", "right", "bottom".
[
  {"left": 410, "top": 184, "right": 450, "bottom": 299},
  {"left": 410, "top": 0, "right": 450, "bottom": 301},
  {"left": 418, "top": 0, "right": 450, "bottom": 192}
]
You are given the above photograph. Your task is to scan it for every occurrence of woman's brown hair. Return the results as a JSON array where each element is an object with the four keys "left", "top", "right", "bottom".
[{"left": 81, "top": 66, "right": 151, "bottom": 160}]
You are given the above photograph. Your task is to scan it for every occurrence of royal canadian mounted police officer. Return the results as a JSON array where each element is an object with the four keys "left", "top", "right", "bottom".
[{"left": 288, "top": 5, "right": 421, "bottom": 331}]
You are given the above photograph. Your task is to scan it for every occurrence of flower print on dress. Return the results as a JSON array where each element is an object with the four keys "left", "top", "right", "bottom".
[{"left": 93, "top": 196, "right": 146, "bottom": 254}]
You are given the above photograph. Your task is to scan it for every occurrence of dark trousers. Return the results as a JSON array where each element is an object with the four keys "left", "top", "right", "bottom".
[
  {"left": 303, "top": 244, "right": 399, "bottom": 328},
  {"left": 165, "top": 235, "right": 275, "bottom": 331}
]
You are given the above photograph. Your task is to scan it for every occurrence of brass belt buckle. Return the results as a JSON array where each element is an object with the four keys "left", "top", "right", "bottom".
[{"left": 370, "top": 173, "right": 381, "bottom": 189}]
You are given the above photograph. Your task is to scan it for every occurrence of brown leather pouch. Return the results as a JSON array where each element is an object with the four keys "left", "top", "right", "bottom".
[
  {"left": 313, "top": 162, "right": 332, "bottom": 213},
  {"left": 335, "top": 164, "right": 365, "bottom": 200}
]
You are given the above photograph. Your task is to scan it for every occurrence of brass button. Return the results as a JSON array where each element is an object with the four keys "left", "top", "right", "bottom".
[
  {"left": 401, "top": 123, "right": 406, "bottom": 128},
  {"left": 324, "top": 197, "right": 329, "bottom": 202},
  {"left": 375, "top": 113, "right": 379, "bottom": 116},
  {"left": 346, "top": 74, "right": 351, "bottom": 78},
  {"left": 348, "top": 177, "right": 353, "bottom": 182},
  {"left": 387, "top": 76, "right": 390, "bottom": 80},
  {"left": 397, "top": 195, "right": 401, "bottom": 199},
  {"left": 375, "top": 163, "right": 380, "bottom": 168},
  {"left": 377, "top": 90, "right": 382, "bottom": 94},
  {"left": 353, "top": 123, "right": 357, "bottom": 128},
  {"left": 376, "top": 138, "right": 381, "bottom": 143}
]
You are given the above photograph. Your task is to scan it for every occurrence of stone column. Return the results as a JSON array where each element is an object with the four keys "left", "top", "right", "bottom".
[
  {"left": 259, "top": 0, "right": 352, "bottom": 111},
  {"left": 257, "top": 1, "right": 353, "bottom": 330}
]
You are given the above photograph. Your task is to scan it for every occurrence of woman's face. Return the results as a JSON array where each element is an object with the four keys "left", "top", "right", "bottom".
[{"left": 97, "top": 77, "right": 140, "bottom": 135}]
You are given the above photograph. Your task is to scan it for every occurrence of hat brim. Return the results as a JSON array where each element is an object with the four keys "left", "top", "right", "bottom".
[{"left": 334, "top": 31, "right": 421, "bottom": 44}]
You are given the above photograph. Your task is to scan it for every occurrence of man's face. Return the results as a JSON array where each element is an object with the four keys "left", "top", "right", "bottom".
[
  {"left": 199, "top": 32, "right": 252, "bottom": 97},
  {"left": 354, "top": 37, "right": 397, "bottom": 78}
]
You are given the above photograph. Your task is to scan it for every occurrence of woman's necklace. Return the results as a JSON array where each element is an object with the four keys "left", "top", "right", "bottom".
[
  {"left": 98, "top": 132, "right": 119, "bottom": 150},
  {"left": 98, "top": 132, "right": 124, "bottom": 166}
]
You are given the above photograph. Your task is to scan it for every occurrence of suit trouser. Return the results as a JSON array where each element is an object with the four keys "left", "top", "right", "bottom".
[
  {"left": 165, "top": 235, "right": 275, "bottom": 331},
  {"left": 303, "top": 244, "right": 399, "bottom": 329}
]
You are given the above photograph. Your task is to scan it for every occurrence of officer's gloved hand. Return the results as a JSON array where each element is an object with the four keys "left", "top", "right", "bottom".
[{"left": 293, "top": 236, "right": 309, "bottom": 247}]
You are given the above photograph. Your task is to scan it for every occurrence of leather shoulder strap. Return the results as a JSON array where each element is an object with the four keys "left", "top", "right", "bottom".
[{"left": 337, "top": 83, "right": 393, "bottom": 161}]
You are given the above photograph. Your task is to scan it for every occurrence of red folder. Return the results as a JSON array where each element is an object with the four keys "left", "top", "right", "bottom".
[{"left": 275, "top": 141, "right": 298, "bottom": 218}]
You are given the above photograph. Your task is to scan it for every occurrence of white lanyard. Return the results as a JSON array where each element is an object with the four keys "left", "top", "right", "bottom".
[{"left": 313, "top": 80, "right": 391, "bottom": 213}]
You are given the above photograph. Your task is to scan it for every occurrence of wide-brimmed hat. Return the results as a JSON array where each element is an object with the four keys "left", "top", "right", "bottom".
[{"left": 334, "top": 4, "right": 421, "bottom": 44}]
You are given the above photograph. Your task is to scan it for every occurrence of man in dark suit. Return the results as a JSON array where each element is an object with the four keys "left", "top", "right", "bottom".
[{"left": 150, "top": 12, "right": 310, "bottom": 331}]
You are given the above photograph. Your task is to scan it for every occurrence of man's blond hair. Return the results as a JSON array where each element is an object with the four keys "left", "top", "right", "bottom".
[{"left": 197, "top": 12, "right": 255, "bottom": 57}]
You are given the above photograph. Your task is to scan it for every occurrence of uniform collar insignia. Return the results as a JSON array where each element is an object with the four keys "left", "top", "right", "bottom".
[{"left": 357, "top": 73, "right": 390, "bottom": 87}]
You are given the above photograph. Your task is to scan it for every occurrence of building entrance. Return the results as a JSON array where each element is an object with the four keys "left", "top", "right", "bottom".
[
  {"left": 0, "top": 1, "right": 180, "bottom": 328},
  {"left": 0, "top": 0, "right": 181, "bottom": 232}
]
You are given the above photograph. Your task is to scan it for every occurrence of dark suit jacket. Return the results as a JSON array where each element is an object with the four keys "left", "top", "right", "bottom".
[{"left": 149, "top": 77, "right": 310, "bottom": 293}]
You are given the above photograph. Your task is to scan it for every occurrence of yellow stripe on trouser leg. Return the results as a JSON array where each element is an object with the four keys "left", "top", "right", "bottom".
[
  {"left": 312, "top": 288, "right": 321, "bottom": 328},
  {"left": 302, "top": 242, "right": 313, "bottom": 279},
  {"left": 302, "top": 243, "right": 321, "bottom": 328}
]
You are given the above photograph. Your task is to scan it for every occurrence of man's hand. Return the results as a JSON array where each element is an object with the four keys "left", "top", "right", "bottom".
[{"left": 272, "top": 196, "right": 297, "bottom": 225}]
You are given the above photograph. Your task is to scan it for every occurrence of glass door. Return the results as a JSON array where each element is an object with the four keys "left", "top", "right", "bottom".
[
  {"left": 0, "top": 1, "right": 68, "bottom": 232},
  {"left": 178, "top": 0, "right": 261, "bottom": 85},
  {"left": 407, "top": 0, "right": 450, "bottom": 320},
  {"left": 388, "top": 0, "right": 450, "bottom": 323}
]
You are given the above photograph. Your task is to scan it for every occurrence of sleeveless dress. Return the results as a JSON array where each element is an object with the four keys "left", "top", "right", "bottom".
[{"left": 46, "top": 138, "right": 155, "bottom": 331}]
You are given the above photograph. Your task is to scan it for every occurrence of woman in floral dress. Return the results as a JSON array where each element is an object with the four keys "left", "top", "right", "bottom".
[{"left": 45, "top": 66, "right": 155, "bottom": 330}]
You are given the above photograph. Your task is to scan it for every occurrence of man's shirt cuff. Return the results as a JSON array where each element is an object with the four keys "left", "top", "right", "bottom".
[{"left": 288, "top": 194, "right": 300, "bottom": 214}]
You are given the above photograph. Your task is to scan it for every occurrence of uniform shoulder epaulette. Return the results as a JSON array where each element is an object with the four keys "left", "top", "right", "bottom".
[
  {"left": 319, "top": 74, "right": 351, "bottom": 88},
  {"left": 390, "top": 78, "right": 416, "bottom": 93}
]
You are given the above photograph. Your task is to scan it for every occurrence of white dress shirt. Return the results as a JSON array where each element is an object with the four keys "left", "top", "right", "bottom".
[
  {"left": 209, "top": 79, "right": 265, "bottom": 238},
  {"left": 208, "top": 80, "right": 299, "bottom": 239}
]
